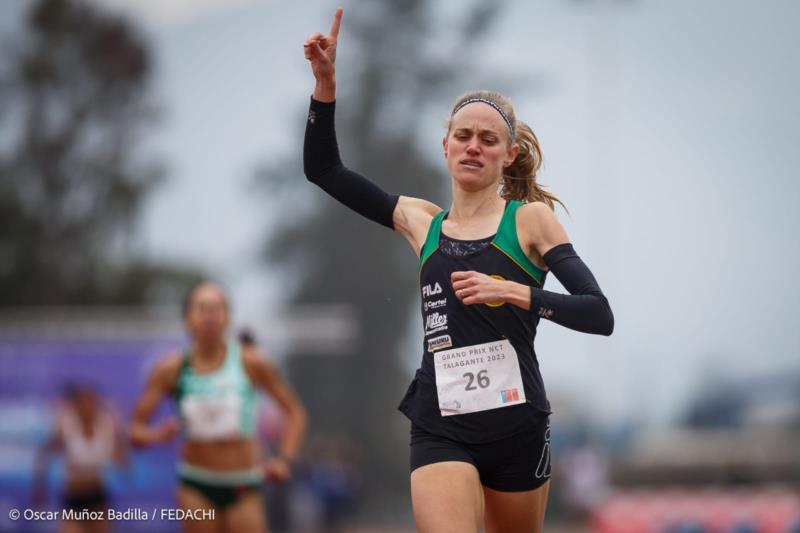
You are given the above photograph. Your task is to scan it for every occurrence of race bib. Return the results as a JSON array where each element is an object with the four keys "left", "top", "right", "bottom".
[
  {"left": 181, "top": 394, "right": 242, "bottom": 441},
  {"left": 434, "top": 339, "right": 526, "bottom": 416}
]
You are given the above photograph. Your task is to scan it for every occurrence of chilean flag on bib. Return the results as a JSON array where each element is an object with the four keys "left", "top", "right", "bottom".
[{"left": 501, "top": 388, "right": 519, "bottom": 404}]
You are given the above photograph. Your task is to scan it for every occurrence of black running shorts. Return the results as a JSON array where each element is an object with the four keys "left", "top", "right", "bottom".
[{"left": 409, "top": 416, "right": 551, "bottom": 492}]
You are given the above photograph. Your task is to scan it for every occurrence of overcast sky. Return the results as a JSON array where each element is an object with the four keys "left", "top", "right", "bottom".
[{"left": 4, "top": 0, "right": 799, "bottom": 427}]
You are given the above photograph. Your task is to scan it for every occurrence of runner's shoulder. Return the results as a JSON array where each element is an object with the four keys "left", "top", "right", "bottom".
[
  {"left": 398, "top": 196, "right": 442, "bottom": 218},
  {"left": 517, "top": 201, "right": 564, "bottom": 242},
  {"left": 150, "top": 352, "right": 184, "bottom": 387},
  {"left": 241, "top": 344, "right": 275, "bottom": 374},
  {"left": 518, "top": 201, "right": 557, "bottom": 224}
]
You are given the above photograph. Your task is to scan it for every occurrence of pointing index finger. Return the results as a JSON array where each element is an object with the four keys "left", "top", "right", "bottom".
[{"left": 330, "top": 7, "right": 343, "bottom": 38}]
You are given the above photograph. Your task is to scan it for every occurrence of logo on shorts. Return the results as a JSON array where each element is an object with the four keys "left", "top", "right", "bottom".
[
  {"left": 424, "top": 312, "right": 448, "bottom": 335},
  {"left": 423, "top": 298, "right": 447, "bottom": 312},
  {"left": 427, "top": 334, "right": 453, "bottom": 352},
  {"left": 422, "top": 282, "right": 443, "bottom": 298},
  {"left": 535, "top": 422, "right": 551, "bottom": 479}
]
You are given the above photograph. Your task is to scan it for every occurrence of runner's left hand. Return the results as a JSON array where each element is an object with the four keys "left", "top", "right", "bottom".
[
  {"left": 264, "top": 456, "right": 292, "bottom": 484},
  {"left": 451, "top": 271, "right": 508, "bottom": 306}
]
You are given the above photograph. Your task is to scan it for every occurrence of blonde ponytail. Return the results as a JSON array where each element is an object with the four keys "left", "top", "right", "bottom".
[{"left": 502, "top": 120, "right": 566, "bottom": 212}]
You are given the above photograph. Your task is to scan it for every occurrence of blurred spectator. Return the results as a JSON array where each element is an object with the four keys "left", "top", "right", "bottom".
[
  {"left": 307, "top": 434, "right": 362, "bottom": 532},
  {"left": 562, "top": 442, "right": 611, "bottom": 519},
  {"left": 33, "top": 383, "right": 128, "bottom": 533}
]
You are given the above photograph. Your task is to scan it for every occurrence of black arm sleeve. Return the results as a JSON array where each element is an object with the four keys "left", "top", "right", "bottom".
[
  {"left": 303, "top": 97, "right": 399, "bottom": 229},
  {"left": 530, "top": 243, "right": 614, "bottom": 336}
]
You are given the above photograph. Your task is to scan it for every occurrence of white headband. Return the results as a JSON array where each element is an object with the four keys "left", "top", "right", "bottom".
[{"left": 451, "top": 97, "right": 515, "bottom": 137}]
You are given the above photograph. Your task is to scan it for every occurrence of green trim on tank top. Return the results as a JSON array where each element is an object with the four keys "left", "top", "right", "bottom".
[
  {"left": 173, "top": 349, "right": 191, "bottom": 401},
  {"left": 418, "top": 201, "right": 545, "bottom": 285},
  {"left": 493, "top": 200, "right": 546, "bottom": 285},
  {"left": 418, "top": 209, "right": 446, "bottom": 272}
]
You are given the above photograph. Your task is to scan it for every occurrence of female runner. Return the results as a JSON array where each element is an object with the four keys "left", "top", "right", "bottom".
[
  {"left": 129, "top": 281, "right": 307, "bottom": 533},
  {"left": 303, "top": 9, "right": 613, "bottom": 533}
]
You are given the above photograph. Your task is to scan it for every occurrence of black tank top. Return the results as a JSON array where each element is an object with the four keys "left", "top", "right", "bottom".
[{"left": 398, "top": 200, "right": 551, "bottom": 443}]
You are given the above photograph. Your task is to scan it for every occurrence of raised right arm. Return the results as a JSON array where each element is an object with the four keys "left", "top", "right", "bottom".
[
  {"left": 303, "top": 98, "right": 399, "bottom": 230},
  {"left": 303, "top": 8, "right": 440, "bottom": 255}
]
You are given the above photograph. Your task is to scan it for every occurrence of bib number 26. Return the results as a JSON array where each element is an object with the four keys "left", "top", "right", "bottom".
[{"left": 464, "top": 369, "right": 490, "bottom": 391}]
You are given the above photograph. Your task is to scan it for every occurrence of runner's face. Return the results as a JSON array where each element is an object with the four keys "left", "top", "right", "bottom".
[
  {"left": 73, "top": 391, "right": 98, "bottom": 419},
  {"left": 444, "top": 103, "right": 515, "bottom": 192},
  {"left": 185, "top": 285, "right": 229, "bottom": 344}
]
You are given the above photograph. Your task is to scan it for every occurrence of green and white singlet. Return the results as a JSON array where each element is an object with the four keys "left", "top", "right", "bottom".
[{"left": 175, "top": 342, "right": 257, "bottom": 441}]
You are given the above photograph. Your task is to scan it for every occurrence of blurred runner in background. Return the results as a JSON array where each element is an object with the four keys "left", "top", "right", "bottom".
[
  {"left": 130, "top": 281, "right": 307, "bottom": 533},
  {"left": 34, "top": 383, "right": 128, "bottom": 533}
]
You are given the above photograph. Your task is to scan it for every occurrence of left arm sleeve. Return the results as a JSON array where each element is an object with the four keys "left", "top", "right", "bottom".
[{"left": 529, "top": 243, "right": 614, "bottom": 336}]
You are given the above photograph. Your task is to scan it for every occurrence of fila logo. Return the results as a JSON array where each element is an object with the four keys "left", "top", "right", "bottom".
[{"left": 422, "top": 282, "right": 443, "bottom": 298}]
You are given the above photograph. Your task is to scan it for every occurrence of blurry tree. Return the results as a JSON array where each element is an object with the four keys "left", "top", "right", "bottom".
[
  {"left": 256, "top": 0, "right": 512, "bottom": 497},
  {"left": 0, "top": 0, "right": 202, "bottom": 306}
]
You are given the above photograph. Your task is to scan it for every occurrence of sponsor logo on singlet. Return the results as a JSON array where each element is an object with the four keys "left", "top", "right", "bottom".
[
  {"left": 422, "top": 282, "right": 443, "bottom": 298},
  {"left": 427, "top": 334, "right": 453, "bottom": 352},
  {"left": 485, "top": 275, "right": 507, "bottom": 308},
  {"left": 424, "top": 312, "right": 448, "bottom": 335},
  {"left": 423, "top": 298, "right": 447, "bottom": 312}
]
